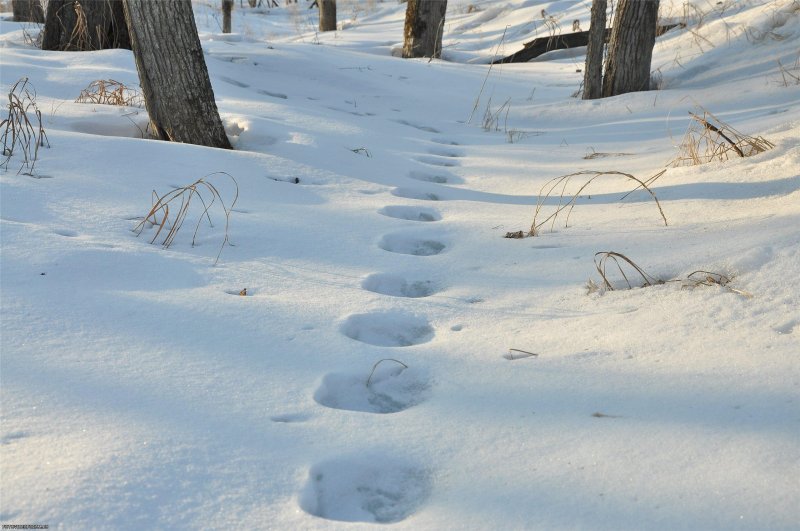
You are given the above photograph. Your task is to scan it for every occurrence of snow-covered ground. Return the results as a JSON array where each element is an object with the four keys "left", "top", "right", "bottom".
[{"left": 1, "top": 0, "right": 799, "bottom": 528}]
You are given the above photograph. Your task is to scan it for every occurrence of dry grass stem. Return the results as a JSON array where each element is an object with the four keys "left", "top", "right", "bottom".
[
  {"left": 70, "top": 0, "right": 91, "bottom": 51},
  {"left": 366, "top": 359, "right": 408, "bottom": 388},
  {"left": 590, "top": 253, "right": 752, "bottom": 298},
  {"left": 583, "top": 149, "right": 634, "bottom": 160},
  {"left": 529, "top": 170, "right": 668, "bottom": 236},
  {"left": 504, "top": 348, "right": 538, "bottom": 360},
  {"left": 672, "top": 108, "right": 774, "bottom": 167},
  {"left": 1, "top": 77, "right": 49, "bottom": 175},
  {"left": 594, "top": 251, "right": 664, "bottom": 290},
  {"left": 467, "top": 25, "right": 508, "bottom": 124},
  {"left": 682, "top": 270, "right": 753, "bottom": 298},
  {"left": 133, "top": 172, "right": 238, "bottom": 265},
  {"left": 75, "top": 79, "right": 144, "bottom": 107},
  {"left": 777, "top": 56, "right": 800, "bottom": 86}
]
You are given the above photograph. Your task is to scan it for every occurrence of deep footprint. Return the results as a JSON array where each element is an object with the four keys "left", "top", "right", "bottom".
[
  {"left": 392, "top": 188, "right": 442, "bottom": 201},
  {"left": 219, "top": 76, "right": 249, "bottom": 88},
  {"left": 341, "top": 311, "right": 434, "bottom": 347},
  {"left": 408, "top": 170, "right": 464, "bottom": 185},
  {"left": 415, "top": 155, "right": 459, "bottom": 167},
  {"left": 427, "top": 147, "right": 463, "bottom": 158},
  {"left": 314, "top": 364, "right": 430, "bottom": 414},
  {"left": 394, "top": 119, "right": 440, "bottom": 133},
  {"left": 362, "top": 273, "right": 439, "bottom": 298},
  {"left": 378, "top": 233, "right": 445, "bottom": 256},
  {"left": 378, "top": 205, "right": 441, "bottom": 222},
  {"left": 299, "top": 455, "right": 431, "bottom": 524},
  {"left": 430, "top": 137, "right": 459, "bottom": 146}
]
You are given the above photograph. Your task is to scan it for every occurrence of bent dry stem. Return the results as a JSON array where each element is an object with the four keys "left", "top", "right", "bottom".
[
  {"left": 530, "top": 170, "right": 667, "bottom": 236},
  {"left": 134, "top": 172, "right": 238, "bottom": 265}
]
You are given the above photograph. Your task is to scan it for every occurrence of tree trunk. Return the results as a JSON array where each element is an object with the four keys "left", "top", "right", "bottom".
[
  {"left": 602, "top": 0, "right": 659, "bottom": 97},
  {"left": 318, "top": 0, "right": 336, "bottom": 32},
  {"left": 42, "top": 0, "right": 130, "bottom": 51},
  {"left": 123, "top": 0, "right": 232, "bottom": 149},
  {"left": 12, "top": 0, "right": 45, "bottom": 22},
  {"left": 222, "top": 0, "right": 233, "bottom": 33},
  {"left": 402, "top": 0, "right": 447, "bottom": 59},
  {"left": 582, "top": 0, "right": 607, "bottom": 100}
]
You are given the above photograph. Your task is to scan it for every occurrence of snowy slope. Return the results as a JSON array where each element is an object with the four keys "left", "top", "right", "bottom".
[{"left": 1, "top": 1, "right": 799, "bottom": 529}]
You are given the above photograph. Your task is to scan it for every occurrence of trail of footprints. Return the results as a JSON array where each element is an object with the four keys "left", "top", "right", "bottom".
[{"left": 299, "top": 131, "right": 463, "bottom": 524}]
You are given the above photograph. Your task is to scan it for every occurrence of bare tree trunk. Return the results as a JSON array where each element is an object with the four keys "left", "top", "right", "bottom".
[
  {"left": 582, "top": 0, "right": 607, "bottom": 100},
  {"left": 222, "top": 0, "right": 233, "bottom": 33},
  {"left": 602, "top": 0, "right": 659, "bottom": 97},
  {"left": 318, "top": 0, "right": 336, "bottom": 32},
  {"left": 402, "top": 0, "right": 447, "bottom": 59},
  {"left": 123, "top": 0, "right": 232, "bottom": 149},
  {"left": 42, "top": 0, "right": 130, "bottom": 51},
  {"left": 12, "top": 0, "right": 45, "bottom": 22}
]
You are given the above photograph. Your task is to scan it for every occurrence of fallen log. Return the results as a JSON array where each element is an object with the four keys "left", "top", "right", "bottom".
[{"left": 492, "top": 24, "right": 683, "bottom": 65}]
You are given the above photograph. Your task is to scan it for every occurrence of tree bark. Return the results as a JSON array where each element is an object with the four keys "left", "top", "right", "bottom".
[
  {"left": 123, "top": 0, "right": 232, "bottom": 149},
  {"left": 602, "top": 0, "right": 659, "bottom": 97},
  {"left": 12, "top": 0, "right": 45, "bottom": 22},
  {"left": 402, "top": 0, "right": 447, "bottom": 59},
  {"left": 222, "top": 0, "right": 233, "bottom": 33},
  {"left": 318, "top": 0, "right": 336, "bottom": 32},
  {"left": 41, "top": 0, "right": 130, "bottom": 51},
  {"left": 582, "top": 0, "right": 607, "bottom": 100}
]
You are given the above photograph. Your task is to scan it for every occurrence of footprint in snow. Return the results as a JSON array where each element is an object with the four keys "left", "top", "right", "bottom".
[
  {"left": 270, "top": 412, "right": 311, "bottom": 423},
  {"left": 415, "top": 155, "right": 459, "bottom": 168},
  {"left": 256, "top": 89, "right": 288, "bottom": 100},
  {"left": 430, "top": 137, "right": 460, "bottom": 146},
  {"left": 362, "top": 273, "right": 440, "bottom": 298},
  {"left": 53, "top": 228, "right": 78, "bottom": 237},
  {"left": 393, "top": 119, "right": 440, "bottom": 133},
  {"left": 314, "top": 362, "right": 430, "bottom": 414},
  {"left": 391, "top": 187, "right": 441, "bottom": 201},
  {"left": 408, "top": 170, "right": 463, "bottom": 185},
  {"left": 774, "top": 319, "right": 797, "bottom": 335},
  {"left": 1, "top": 431, "right": 28, "bottom": 445},
  {"left": 378, "top": 232, "right": 445, "bottom": 256},
  {"left": 299, "top": 454, "right": 431, "bottom": 523},
  {"left": 218, "top": 76, "right": 249, "bottom": 88},
  {"left": 378, "top": 205, "right": 441, "bottom": 222},
  {"left": 340, "top": 311, "right": 434, "bottom": 347},
  {"left": 427, "top": 147, "right": 463, "bottom": 158}
]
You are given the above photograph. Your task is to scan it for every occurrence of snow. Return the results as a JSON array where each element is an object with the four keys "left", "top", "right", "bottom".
[{"left": 1, "top": 0, "right": 799, "bottom": 528}]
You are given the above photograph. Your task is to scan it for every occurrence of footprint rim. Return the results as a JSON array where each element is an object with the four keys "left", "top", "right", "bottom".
[{"left": 340, "top": 311, "right": 435, "bottom": 347}]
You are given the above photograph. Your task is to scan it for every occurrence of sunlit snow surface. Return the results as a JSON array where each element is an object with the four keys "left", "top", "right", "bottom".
[{"left": 1, "top": 1, "right": 799, "bottom": 528}]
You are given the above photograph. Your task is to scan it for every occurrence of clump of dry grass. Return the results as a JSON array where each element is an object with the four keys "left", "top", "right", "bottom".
[
  {"left": 777, "top": 56, "right": 800, "bottom": 86},
  {"left": 1, "top": 77, "right": 49, "bottom": 175},
  {"left": 70, "top": 0, "right": 92, "bottom": 51},
  {"left": 529, "top": 170, "right": 668, "bottom": 236},
  {"left": 592, "top": 251, "right": 665, "bottom": 291},
  {"left": 588, "top": 251, "right": 752, "bottom": 298},
  {"left": 681, "top": 270, "right": 752, "bottom": 298},
  {"left": 671, "top": 108, "right": 774, "bottom": 167},
  {"left": 21, "top": 21, "right": 44, "bottom": 48},
  {"left": 133, "top": 172, "right": 238, "bottom": 265},
  {"left": 75, "top": 79, "right": 144, "bottom": 107}
]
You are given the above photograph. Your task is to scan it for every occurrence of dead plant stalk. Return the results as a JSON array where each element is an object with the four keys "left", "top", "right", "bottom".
[
  {"left": 133, "top": 172, "right": 238, "bottom": 265},
  {"left": 1, "top": 77, "right": 49, "bottom": 175},
  {"left": 530, "top": 170, "right": 667, "bottom": 236}
]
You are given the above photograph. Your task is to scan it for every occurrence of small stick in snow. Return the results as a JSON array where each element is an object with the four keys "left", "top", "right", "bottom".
[{"left": 505, "top": 348, "right": 538, "bottom": 360}]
